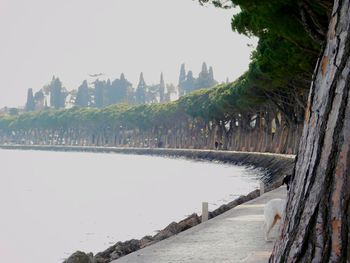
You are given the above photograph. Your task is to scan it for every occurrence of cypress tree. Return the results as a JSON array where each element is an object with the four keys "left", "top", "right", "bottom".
[
  {"left": 178, "top": 64, "right": 186, "bottom": 97},
  {"left": 135, "top": 72, "right": 147, "bottom": 104},
  {"left": 105, "top": 79, "right": 112, "bottom": 105},
  {"left": 94, "top": 79, "right": 105, "bottom": 108},
  {"left": 25, "top": 88, "right": 35, "bottom": 112},
  {"left": 75, "top": 80, "right": 89, "bottom": 107},
  {"left": 118, "top": 73, "right": 132, "bottom": 104},
  {"left": 50, "top": 77, "right": 64, "bottom": 109},
  {"left": 209, "top": 66, "right": 214, "bottom": 83},
  {"left": 159, "top": 73, "right": 165, "bottom": 103},
  {"left": 183, "top": 70, "right": 195, "bottom": 94}
]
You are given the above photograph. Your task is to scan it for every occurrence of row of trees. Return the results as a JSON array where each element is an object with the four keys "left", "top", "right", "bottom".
[
  {"left": 5, "top": 0, "right": 323, "bottom": 153},
  {"left": 7, "top": 0, "right": 348, "bottom": 261},
  {"left": 9, "top": 0, "right": 326, "bottom": 154},
  {"left": 24, "top": 63, "right": 218, "bottom": 112},
  {"left": 199, "top": 0, "right": 349, "bottom": 262},
  {"left": 0, "top": 89, "right": 302, "bottom": 154}
]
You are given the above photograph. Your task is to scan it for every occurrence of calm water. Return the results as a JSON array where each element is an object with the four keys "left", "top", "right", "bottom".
[{"left": 0, "top": 149, "right": 260, "bottom": 263}]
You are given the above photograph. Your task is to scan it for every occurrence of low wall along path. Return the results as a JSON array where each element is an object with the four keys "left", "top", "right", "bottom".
[{"left": 112, "top": 186, "right": 288, "bottom": 263}]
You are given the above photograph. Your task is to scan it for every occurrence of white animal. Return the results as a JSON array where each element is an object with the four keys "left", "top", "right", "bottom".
[{"left": 263, "top": 198, "right": 286, "bottom": 241}]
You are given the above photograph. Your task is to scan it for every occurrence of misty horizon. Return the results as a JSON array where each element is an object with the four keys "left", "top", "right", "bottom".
[
  {"left": 0, "top": 0, "right": 257, "bottom": 108},
  {"left": 22, "top": 61, "right": 226, "bottom": 107}
]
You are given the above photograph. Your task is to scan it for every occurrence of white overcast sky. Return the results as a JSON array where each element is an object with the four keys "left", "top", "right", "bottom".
[{"left": 0, "top": 0, "right": 257, "bottom": 108}]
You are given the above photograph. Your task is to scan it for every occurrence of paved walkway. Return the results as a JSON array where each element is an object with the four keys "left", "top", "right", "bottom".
[{"left": 112, "top": 187, "right": 287, "bottom": 263}]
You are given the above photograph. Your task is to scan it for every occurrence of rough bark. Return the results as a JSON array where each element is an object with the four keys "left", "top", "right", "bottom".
[{"left": 270, "top": 0, "right": 350, "bottom": 262}]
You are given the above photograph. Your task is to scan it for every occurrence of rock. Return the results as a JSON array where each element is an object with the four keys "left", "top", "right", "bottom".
[
  {"left": 110, "top": 250, "right": 120, "bottom": 260},
  {"left": 153, "top": 222, "right": 182, "bottom": 241},
  {"left": 63, "top": 251, "right": 94, "bottom": 263},
  {"left": 178, "top": 213, "right": 201, "bottom": 231},
  {"left": 94, "top": 239, "right": 141, "bottom": 262},
  {"left": 113, "top": 239, "right": 140, "bottom": 256},
  {"left": 209, "top": 189, "right": 260, "bottom": 219},
  {"left": 93, "top": 256, "right": 109, "bottom": 263},
  {"left": 209, "top": 204, "right": 230, "bottom": 218},
  {"left": 246, "top": 189, "right": 260, "bottom": 199},
  {"left": 153, "top": 213, "right": 201, "bottom": 241},
  {"left": 140, "top": 235, "right": 154, "bottom": 248}
]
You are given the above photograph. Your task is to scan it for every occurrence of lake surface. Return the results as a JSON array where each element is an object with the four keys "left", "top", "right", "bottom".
[{"left": 0, "top": 149, "right": 260, "bottom": 263}]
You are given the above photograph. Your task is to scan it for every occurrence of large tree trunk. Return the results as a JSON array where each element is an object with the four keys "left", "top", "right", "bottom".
[{"left": 270, "top": 1, "right": 350, "bottom": 262}]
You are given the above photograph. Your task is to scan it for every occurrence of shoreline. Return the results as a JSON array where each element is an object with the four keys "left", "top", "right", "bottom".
[
  {"left": 0, "top": 145, "right": 295, "bottom": 190},
  {"left": 0, "top": 144, "right": 295, "bottom": 159},
  {"left": 66, "top": 189, "right": 262, "bottom": 263},
  {"left": 0, "top": 145, "right": 295, "bottom": 263}
]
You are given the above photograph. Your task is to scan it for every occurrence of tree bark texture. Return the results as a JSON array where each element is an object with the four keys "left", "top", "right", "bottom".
[{"left": 270, "top": 0, "right": 350, "bottom": 262}]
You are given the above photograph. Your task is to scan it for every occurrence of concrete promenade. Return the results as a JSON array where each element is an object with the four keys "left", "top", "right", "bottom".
[{"left": 112, "top": 187, "right": 287, "bottom": 263}]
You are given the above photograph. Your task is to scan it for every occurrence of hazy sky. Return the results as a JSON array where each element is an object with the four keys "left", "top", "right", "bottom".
[{"left": 0, "top": 0, "right": 257, "bottom": 108}]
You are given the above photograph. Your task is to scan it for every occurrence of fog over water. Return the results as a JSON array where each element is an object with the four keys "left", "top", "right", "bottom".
[{"left": 0, "top": 149, "right": 260, "bottom": 262}]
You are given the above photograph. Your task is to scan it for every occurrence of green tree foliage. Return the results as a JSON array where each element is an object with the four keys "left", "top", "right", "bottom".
[
  {"left": 231, "top": 0, "right": 329, "bottom": 46},
  {"left": 0, "top": 83, "right": 242, "bottom": 133},
  {"left": 198, "top": 0, "right": 330, "bottom": 44},
  {"left": 4, "top": 1, "right": 332, "bottom": 135},
  {"left": 0, "top": 116, "right": 14, "bottom": 130},
  {"left": 194, "top": 0, "right": 330, "bottom": 125}
]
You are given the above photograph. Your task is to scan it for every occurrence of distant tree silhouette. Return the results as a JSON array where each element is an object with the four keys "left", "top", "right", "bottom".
[
  {"left": 25, "top": 88, "right": 35, "bottom": 112},
  {"left": 119, "top": 73, "right": 133, "bottom": 103},
  {"left": 50, "top": 77, "right": 65, "bottom": 109},
  {"left": 178, "top": 64, "right": 186, "bottom": 96},
  {"left": 75, "top": 80, "right": 89, "bottom": 107},
  {"left": 107, "top": 73, "right": 133, "bottom": 105},
  {"left": 209, "top": 66, "right": 215, "bottom": 84},
  {"left": 165, "top": 84, "right": 176, "bottom": 102},
  {"left": 159, "top": 73, "right": 165, "bottom": 103},
  {"left": 34, "top": 90, "right": 45, "bottom": 111},
  {"left": 183, "top": 70, "right": 196, "bottom": 94},
  {"left": 135, "top": 73, "right": 147, "bottom": 104},
  {"left": 178, "top": 63, "right": 217, "bottom": 96},
  {"left": 197, "top": 62, "right": 217, "bottom": 89},
  {"left": 94, "top": 79, "right": 105, "bottom": 108},
  {"left": 105, "top": 79, "right": 112, "bottom": 105}
]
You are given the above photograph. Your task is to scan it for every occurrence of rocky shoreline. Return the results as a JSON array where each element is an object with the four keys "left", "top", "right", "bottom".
[
  {"left": 64, "top": 190, "right": 261, "bottom": 263},
  {"left": 0, "top": 145, "right": 295, "bottom": 263}
]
